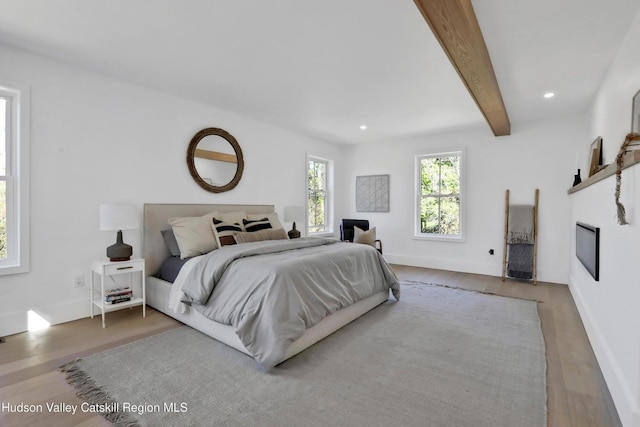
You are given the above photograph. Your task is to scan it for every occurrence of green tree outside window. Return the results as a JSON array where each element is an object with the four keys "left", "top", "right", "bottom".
[
  {"left": 307, "top": 158, "right": 327, "bottom": 233},
  {"left": 419, "top": 154, "right": 461, "bottom": 236}
]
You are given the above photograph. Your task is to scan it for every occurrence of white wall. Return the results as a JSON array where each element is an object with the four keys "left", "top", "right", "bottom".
[
  {"left": 569, "top": 8, "right": 640, "bottom": 427},
  {"left": 0, "top": 43, "right": 346, "bottom": 337},
  {"left": 344, "top": 116, "right": 587, "bottom": 285}
]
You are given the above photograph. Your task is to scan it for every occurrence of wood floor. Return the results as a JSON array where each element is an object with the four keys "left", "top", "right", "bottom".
[{"left": 0, "top": 265, "right": 621, "bottom": 427}]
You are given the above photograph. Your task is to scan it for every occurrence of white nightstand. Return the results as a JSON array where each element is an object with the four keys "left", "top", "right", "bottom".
[{"left": 91, "top": 258, "right": 146, "bottom": 328}]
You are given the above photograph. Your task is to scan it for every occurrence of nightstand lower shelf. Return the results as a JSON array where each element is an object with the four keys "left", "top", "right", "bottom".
[{"left": 92, "top": 296, "right": 144, "bottom": 313}]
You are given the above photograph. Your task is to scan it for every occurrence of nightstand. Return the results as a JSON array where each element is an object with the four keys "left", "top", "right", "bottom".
[{"left": 90, "top": 258, "right": 146, "bottom": 328}]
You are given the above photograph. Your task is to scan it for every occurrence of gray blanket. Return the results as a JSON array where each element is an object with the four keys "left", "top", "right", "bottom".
[
  {"left": 508, "top": 205, "right": 534, "bottom": 244},
  {"left": 507, "top": 243, "right": 533, "bottom": 280},
  {"left": 180, "top": 238, "right": 400, "bottom": 370}
]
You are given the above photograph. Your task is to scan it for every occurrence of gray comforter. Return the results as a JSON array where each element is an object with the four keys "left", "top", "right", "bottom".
[{"left": 180, "top": 237, "right": 400, "bottom": 370}]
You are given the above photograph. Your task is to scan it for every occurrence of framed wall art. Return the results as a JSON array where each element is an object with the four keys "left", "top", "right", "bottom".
[
  {"left": 588, "top": 136, "right": 603, "bottom": 177},
  {"left": 633, "top": 89, "right": 640, "bottom": 133},
  {"left": 356, "top": 174, "right": 389, "bottom": 212}
]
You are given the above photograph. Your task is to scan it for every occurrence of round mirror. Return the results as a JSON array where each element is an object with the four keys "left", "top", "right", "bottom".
[{"left": 187, "top": 128, "right": 244, "bottom": 193}]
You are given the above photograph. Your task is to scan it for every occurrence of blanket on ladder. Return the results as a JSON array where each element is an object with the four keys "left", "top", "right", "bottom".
[
  {"left": 507, "top": 205, "right": 534, "bottom": 280},
  {"left": 507, "top": 243, "right": 533, "bottom": 280}
]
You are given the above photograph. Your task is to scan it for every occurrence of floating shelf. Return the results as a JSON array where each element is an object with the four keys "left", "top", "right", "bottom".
[{"left": 568, "top": 150, "right": 640, "bottom": 194}]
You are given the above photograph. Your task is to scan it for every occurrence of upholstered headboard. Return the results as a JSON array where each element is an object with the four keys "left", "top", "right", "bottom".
[{"left": 143, "top": 203, "right": 275, "bottom": 276}]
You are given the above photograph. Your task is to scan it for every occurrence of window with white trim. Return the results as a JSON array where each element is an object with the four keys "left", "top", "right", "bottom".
[
  {"left": 307, "top": 155, "right": 333, "bottom": 235},
  {"left": 0, "top": 97, "right": 6, "bottom": 261},
  {"left": 0, "top": 82, "right": 30, "bottom": 275},
  {"left": 415, "top": 150, "right": 464, "bottom": 241}
]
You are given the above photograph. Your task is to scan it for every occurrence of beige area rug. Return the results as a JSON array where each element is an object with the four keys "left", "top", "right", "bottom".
[{"left": 61, "top": 283, "right": 547, "bottom": 427}]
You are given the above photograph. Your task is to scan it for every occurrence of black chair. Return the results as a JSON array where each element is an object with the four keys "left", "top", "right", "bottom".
[{"left": 340, "top": 219, "right": 382, "bottom": 254}]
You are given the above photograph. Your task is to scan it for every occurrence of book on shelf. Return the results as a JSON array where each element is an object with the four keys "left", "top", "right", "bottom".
[
  {"left": 104, "top": 286, "right": 132, "bottom": 297},
  {"left": 104, "top": 287, "right": 133, "bottom": 302},
  {"left": 105, "top": 293, "right": 133, "bottom": 303}
]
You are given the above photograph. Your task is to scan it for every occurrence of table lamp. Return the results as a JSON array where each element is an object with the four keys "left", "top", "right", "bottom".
[
  {"left": 100, "top": 204, "right": 139, "bottom": 261},
  {"left": 284, "top": 206, "right": 304, "bottom": 239}
]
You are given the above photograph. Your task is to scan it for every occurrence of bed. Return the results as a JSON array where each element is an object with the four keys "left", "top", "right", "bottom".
[{"left": 143, "top": 203, "right": 399, "bottom": 370}]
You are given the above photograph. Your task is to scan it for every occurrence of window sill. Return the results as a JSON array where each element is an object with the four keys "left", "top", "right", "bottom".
[
  {"left": 413, "top": 234, "right": 465, "bottom": 243},
  {"left": 0, "top": 262, "right": 29, "bottom": 276},
  {"left": 308, "top": 231, "right": 335, "bottom": 238}
]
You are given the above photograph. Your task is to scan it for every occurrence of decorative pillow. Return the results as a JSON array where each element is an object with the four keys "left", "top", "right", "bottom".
[
  {"left": 246, "top": 212, "right": 284, "bottom": 230},
  {"left": 212, "top": 218, "right": 243, "bottom": 247},
  {"left": 168, "top": 211, "right": 219, "bottom": 259},
  {"left": 354, "top": 226, "right": 376, "bottom": 248},
  {"left": 234, "top": 228, "right": 288, "bottom": 244},
  {"left": 243, "top": 217, "right": 273, "bottom": 233},
  {"left": 218, "top": 211, "right": 247, "bottom": 225},
  {"left": 161, "top": 229, "right": 181, "bottom": 257}
]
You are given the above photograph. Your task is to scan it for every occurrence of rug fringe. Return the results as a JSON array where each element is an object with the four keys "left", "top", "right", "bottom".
[{"left": 59, "top": 359, "right": 140, "bottom": 427}]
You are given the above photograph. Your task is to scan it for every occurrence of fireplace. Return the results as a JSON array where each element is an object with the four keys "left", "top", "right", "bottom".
[{"left": 576, "top": 222, "right": 599, "bottom": 281}]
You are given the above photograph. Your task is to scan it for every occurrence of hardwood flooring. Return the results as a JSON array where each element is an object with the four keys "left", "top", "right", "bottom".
[{"left": 0, "top": 265, "right": 622, "bottom": 426}]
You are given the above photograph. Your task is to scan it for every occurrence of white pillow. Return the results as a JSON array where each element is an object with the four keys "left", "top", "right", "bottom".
[
  {"left": 168, "top": 211, "right": 219, "bottom": 259},
  {"left": 246, "top": 212, "right": 283, "bottom": 230},
  {"left": 354, "top": 226, "right": 376, "bottom": 248}
]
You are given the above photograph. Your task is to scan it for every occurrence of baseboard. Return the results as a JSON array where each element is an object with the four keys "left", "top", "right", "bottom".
[
  {"left": 568, "top": 275, "right": 638, "bottom": 427},
  {"left": 385, "top": 253, "right": 567, "bottom": 285},
  {"left": 0, "top": 311, "right": 27, "bottom": 337},
  {"left": 384, "top": 253, "right": 497, "bottom": 277},
  {"left": 0, "top": 298, "right": 90, "bottom": 337}
]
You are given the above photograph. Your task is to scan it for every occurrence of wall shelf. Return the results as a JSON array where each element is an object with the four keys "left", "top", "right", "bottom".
[{"left": 568, "top": 150, "right": 640, "bottom": 194}]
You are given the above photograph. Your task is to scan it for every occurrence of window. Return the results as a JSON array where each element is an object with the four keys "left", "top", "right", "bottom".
[
  {"left": 0, "top": 82, "right": 30, "bottom": 275},
  {"left": 307, "top": 155, "right": 333, "bottom": 235},
  {"left": 415, "top": 150, "right": 464, "bottom": 241},
  {"left": 0, "top": 97, "right": 6, "bottom": 260}
]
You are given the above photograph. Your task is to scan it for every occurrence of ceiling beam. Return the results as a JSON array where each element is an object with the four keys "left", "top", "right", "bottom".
[{"left": 414, "top": 0, "right": 511, "bottom": 136}]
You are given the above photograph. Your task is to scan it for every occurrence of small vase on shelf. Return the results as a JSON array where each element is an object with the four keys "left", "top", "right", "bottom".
[{"left": 572, "top": 169, "right": 582, "bottom": 186}]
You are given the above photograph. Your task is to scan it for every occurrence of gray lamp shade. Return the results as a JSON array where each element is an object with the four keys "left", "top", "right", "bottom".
[{"left": 100, "top": 204, "right": 139, "bottom": 261}]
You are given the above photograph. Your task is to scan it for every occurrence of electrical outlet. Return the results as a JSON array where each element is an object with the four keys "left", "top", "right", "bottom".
[{"left": 74, "top": 275, "right": 84, "bottom": 288}]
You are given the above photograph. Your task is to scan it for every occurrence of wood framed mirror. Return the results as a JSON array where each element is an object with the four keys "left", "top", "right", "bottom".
[{"left": 186, "top": 127, "right": 244, "bottom": 193}]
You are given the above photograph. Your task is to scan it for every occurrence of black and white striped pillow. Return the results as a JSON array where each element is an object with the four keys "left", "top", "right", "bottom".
[
  {"left": 212, "top": 218, "right": 243, "bottom": 246},
  {"left": 243, "top": 217, "right": 273, "bottom": 233}
]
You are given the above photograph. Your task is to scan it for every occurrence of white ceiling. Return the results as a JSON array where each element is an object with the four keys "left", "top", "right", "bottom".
[{"left": 0, "top": 0, "right": 638, "bottom": 144}]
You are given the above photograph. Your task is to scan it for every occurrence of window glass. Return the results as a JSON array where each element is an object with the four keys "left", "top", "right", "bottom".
[
  {"left": 417, "top": 151, "right": 463, "bottom": 240},
  {"left": 0, "top": 99, "right": 5, "bottom": 260},
  {"left": 0, "top": 98, "right": 5, "bottom": 176},
  {"left": 307, "top": 155, "right": 333, "bottom": 235},
  {"left": 0, "top": 83, "right": 30, "bottom": 274},
  {"left": 0, "top": 180, "right": 5, "bottom": 260},
  {"left": 307, "top": 158, "right": 327, "bottom": 233}
]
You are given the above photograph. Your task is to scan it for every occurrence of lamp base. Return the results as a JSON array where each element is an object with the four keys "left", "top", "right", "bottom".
[
  {"left": 107, "top": 254, "right": 132, "bottom": 262},
  {"left": 288, "top": 221, "right": 301, "bottom": 239},
  {"left": 107, "top": 230, "right": 133, "bottom": 262}
]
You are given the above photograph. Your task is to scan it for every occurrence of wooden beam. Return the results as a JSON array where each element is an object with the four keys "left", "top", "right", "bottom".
[
  {"left": 194, "top": 149, "right": 237, "bottom": 164},
  {"left": 414, "top": 0, "right": 511, "bottom": 136}
]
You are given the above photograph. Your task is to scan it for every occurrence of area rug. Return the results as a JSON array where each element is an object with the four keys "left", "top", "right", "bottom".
[{"left": 61, "top": 283, "right": 547, "bottom": 427}]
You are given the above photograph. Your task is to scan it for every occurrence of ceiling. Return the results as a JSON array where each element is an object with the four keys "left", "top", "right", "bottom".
[{"left": 0, "top": 0, "right": 638, "bottom": 145}]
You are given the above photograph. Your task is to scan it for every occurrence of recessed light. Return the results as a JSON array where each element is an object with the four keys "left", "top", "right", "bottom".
[
  {"left": 360, "top": 125, "right": 367, "bottom": 130},
  {"left": 544, "top": 92, "right": 555, "bottom": 98}
]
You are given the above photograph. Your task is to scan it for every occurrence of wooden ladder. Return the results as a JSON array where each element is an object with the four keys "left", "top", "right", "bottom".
[{"left": 502, "top": 189, "right": 539, "bottom": 285}]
